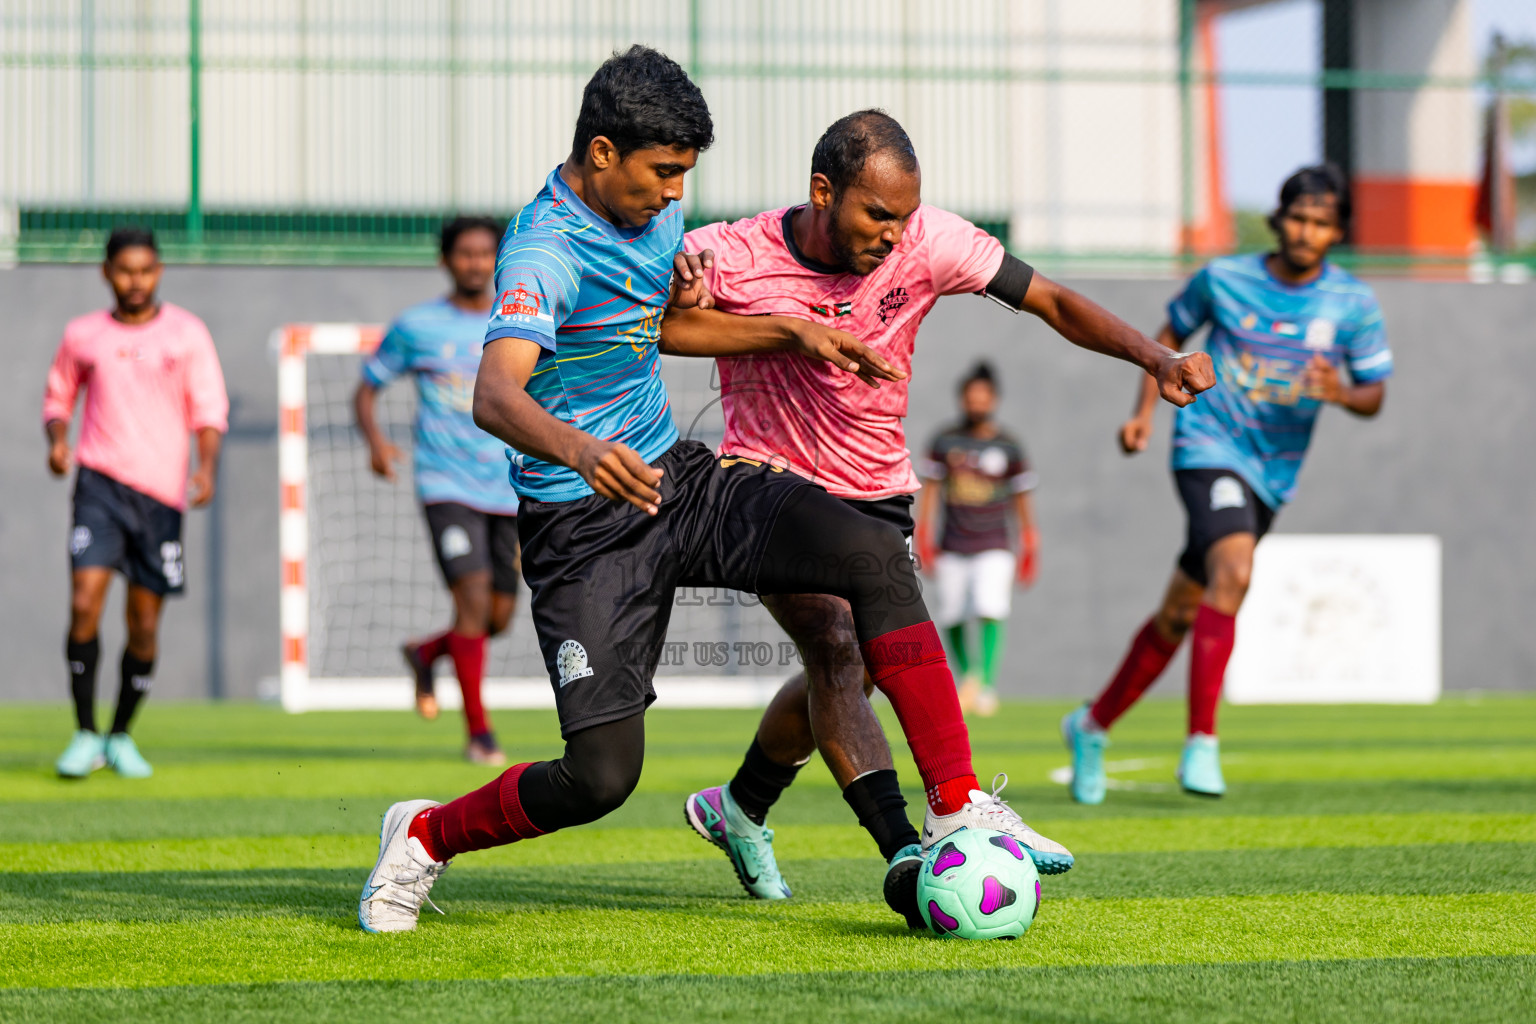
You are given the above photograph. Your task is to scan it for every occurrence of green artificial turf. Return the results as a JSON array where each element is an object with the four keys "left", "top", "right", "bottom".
[{"left": 3, "top": 696, "right": 1534, "bottom": 1022}]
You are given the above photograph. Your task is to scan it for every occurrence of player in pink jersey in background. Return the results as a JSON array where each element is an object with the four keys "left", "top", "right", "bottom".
[
  {"left": 42, "top": 227, "right": 228, "bottom": 780},
  {"left": 679, "top": 110, "right": 1214, "bottom": 925}
]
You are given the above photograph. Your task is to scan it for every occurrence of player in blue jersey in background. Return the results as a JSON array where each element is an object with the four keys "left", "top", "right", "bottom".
[
  {"left": 1063, "top": 164, "right": 1393, "bottom": 803},
  {"left": 354, "top": 216, "right": 517, "bottom": 765}
]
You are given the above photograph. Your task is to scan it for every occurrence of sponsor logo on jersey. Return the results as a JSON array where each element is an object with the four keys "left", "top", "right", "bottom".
[
  {"left": 439, "top": 524, "right": 473, "bottom": 560},
  {"left": 557, "top": 639, "right": 594, "bottom": 686},
  {"left": 809, "top": 300, "right": 853, "bottom": 318},
  {"left": 1304, "top": 317, "right": 1336, "bottom": 350},
  {"left": 877, "top": 287, "right": 910, "bottom": 326},
  {"left": 499, "top": 284, "right": 550, "bottom": 321},
  {"left": 1210, "top": 476, "right": 1247, "bottom": 511},
  {"left": 1273, "top": 320, "right": 1301, "bottom": 337}
]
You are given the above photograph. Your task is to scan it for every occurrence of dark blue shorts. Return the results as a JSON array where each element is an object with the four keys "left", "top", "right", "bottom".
[{"left": 70, "top": 467, "right": 185, "bottom": 595}]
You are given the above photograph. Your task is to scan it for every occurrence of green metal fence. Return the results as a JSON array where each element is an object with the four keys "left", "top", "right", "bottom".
[{"left": 2, "top": 1, "right": 1533, "bottom": 271}]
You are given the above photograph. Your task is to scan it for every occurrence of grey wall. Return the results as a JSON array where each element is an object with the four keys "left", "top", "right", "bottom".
[{"left": 2, "top": 264, "right": 1531, "bottom": 702}]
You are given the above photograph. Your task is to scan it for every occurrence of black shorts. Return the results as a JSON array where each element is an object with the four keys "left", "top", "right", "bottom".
[
  {"left": 423, "top": 502, "right": 521, "bottom": 594},
  {"left": 516, "top": 440, "right": 811, "bottom": 737},
  {"left": 70, "top": 467, "right": 185, "bottom": 596},
  {"left": 1175, "top": 468, "right": 1276, "bottom": 586},
  {"left": 842, "top": 494, "right": 915, "bottom": 539}
]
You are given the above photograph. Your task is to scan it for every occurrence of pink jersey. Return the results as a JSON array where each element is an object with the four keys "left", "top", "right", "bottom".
[
  {"left": 43, "top": 304, "right": 228, "bottom": 510},
  {"left": 684, "top": 205, "right": 1003, "bottom": 499}
]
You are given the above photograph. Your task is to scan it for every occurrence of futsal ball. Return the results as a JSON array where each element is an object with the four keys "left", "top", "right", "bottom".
[{"left": 918, "top": 828, "right": 1042, "bottom": 940}]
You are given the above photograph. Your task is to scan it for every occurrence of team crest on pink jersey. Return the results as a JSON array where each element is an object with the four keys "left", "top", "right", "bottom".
[{"left": 877, "top": 287, "right": 910, "bottom": 326}]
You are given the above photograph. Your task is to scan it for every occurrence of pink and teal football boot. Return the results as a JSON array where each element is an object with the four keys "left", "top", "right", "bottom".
[{"left": 684, "top": 785, "right": 791, "bottom": 900}]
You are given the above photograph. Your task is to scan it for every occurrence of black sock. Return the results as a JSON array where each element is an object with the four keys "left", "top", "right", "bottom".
[
  {"left": 727, "top": 737, "right": 804, "bottom": 826},
  {"left": 66, "top": 637, "right": 100, "bottom": 733},
  {"left": 111, "top": 651, "right": 154, "bottom": 735},
  {"left": 842, "top": 769, "right": 921, "bottom": 861}
]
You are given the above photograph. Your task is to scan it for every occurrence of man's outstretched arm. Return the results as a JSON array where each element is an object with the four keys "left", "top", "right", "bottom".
[
  {"left": 1013, "top": 270, "right": 1214, "bottom": 408},
  {"left": 658, "top": 250, "right": 905, "bottom": 389},
  {"left": 472, "top": 336, "right": 665, "bottom": 516}
]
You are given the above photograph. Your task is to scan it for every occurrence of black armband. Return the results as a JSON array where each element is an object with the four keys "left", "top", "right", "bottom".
[{"left": 980, "top": 253, "right": 1035, "bottom": 311}]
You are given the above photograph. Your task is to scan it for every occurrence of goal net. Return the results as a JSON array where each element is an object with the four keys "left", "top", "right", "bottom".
[{"left": 275, "top": 323, "right": 793, "bottom": 712}]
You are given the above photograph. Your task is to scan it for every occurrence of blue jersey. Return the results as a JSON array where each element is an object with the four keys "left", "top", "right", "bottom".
[
  {"left": 484, "top": 166, "right": 681, "bottom": 502},
  {"left": 1168, "top": 254, "right": 1392, "bottom": 509},
  {"left": 361, "top": 297, "right": 520, "bottom": 515}
]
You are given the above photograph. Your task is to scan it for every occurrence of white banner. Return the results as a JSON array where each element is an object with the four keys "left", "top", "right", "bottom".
[{"left": 1227, "top": 535, "right": 1442, "bottom": 705}]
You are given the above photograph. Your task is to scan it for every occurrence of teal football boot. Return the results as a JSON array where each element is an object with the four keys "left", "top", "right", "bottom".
[
  {"left": 1061, "top": 704, "right": 1108, "bottom": 805},
  {"left": 104, "top": 733, "right": 153, "bottom": 778},
  {"left": 1178, "top": 734, "right": 1226, "bottom": 797},
  {"left": 684, "top": 784, "right": 791, "bottom": 899},
  {"left": 56, "top": 730, "right": 107, "bottom": 778}
]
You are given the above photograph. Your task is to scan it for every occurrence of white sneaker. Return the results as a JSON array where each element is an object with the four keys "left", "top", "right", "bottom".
[
  {"left": 358, "top": 799, "right": 450, "bottom": 933},
  {"left": 921, "top": 772, "right": 1075, "bottom": 875}
]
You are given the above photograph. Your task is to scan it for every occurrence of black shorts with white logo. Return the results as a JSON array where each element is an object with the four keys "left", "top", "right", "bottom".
[
  {"left": 70, "top": 467, "right": 186, "bottom": 595},
  {"left": 1174, "top": 467, "right": 1277, "bottom": 586},
  {"left": 423, "top": 502, "right": 521, "bottom": 594},
  {"left": 515, "top": 440, "right": 812, "bottom": 738}
]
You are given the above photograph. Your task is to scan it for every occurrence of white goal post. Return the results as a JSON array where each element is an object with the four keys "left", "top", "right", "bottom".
[{"left": 273, "top": 323, "right": 791, "bottom": 713}]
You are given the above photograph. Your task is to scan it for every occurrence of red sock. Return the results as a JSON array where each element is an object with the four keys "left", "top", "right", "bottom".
[
  {"left": 413, "top": 630, "right": 452, "bottom": 665},
  {"left": 1188, "top": 605, "right": 1235, "bottom": 736},
  {"left": 446, "top": 632, "right": 490, "bottom": 738},
  {"left": 1089, "top": 617, "right": 1180, "bottom": 730},
  {"left": 408, "top": 761, "right": 544, "bottom": 861},
  {"left": 861, "top": 621, "right": 978, "bottom": 814}
]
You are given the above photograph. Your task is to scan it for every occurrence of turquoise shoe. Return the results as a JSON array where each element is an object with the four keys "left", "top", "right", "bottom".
[
  {"left": 56, "top": 730, "right": 107, "bottom": 778},
  {"left": 1061, "top": 704, "right": 1108, "bottom": 805},
  {"left": 684, "top": 784, "right": 791, "bottom": 899},
  {"left": 883, "top": 843, "right": 925, "bottom": 929},
  {"left": 1178, "top": 734, "right": 1225, "bottom": 797},
  {"left": 104, "top": 733, "right": 154, "bottom": 778}
]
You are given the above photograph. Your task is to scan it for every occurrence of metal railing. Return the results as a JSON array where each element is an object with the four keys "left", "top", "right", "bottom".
[{"left": 2, "top": 0, "right": 1533, "bottom": 271}]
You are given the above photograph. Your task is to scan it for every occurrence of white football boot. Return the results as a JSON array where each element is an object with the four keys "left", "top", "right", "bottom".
[
  {"left": 921, "top": 772, "right": 1075, "bottom": 875},
  {"left": 358, "top": 799, "right": 451, "bottom": 933}
]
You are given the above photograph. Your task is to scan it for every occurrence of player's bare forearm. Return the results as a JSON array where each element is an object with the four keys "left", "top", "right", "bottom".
[
  {"left": 659, "top": 307, "right": 903, "bottom": 388},
  {"left": 658, "top": 307, "right": 802, "bottom": 357},
  {"left": 914, "top": 479, "right": 941, "bottom": 566},
  {"left": 352, "top": 382, "right": 387, "bottom": 450},
  {"left": 354, "top": 383, "right": 402, "bottom": 479},
  {"left": 918, "top": 479, "right": 941, "bottom": 528},
  {"left": 196, "top": 427, "right": 222, "bottom": 471},
  {"left": 1012, "top": 491, "right": 1036, "bottom": 534},
  {"left": 474, "top": 336, "right": 663, "bottom": 513},
  {"left": 473, "top": 341, "right": 594, "bottom": 469},
  {"left": 1302, "top": 355, "right": 1385, "bottom": 419},
  {"left": 1023, "top": 276, "right": 1166, "bottom": 372},
  {"left": 190, "top": 427, "right": 223, "bottom": 506},
  {"left": 1338, "top": 381, "right": 1386, "bottom": 417},
  {"left": 45, "top": 418, "right": 71, "bottom": 476},
  {"left": 1023, "top": 276, "right": 1213, "bottom": 408}
]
